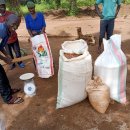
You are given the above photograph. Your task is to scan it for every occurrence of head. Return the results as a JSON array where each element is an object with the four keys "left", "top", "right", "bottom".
[
  {"left": 6, "top": 14, "right": 19, "bottom": 31},
  {"left": 27, "top": 1, "right": 35, "bottom": 15},
  {"left": 0, "top": 0, "right": 6, "bottom": 15}
]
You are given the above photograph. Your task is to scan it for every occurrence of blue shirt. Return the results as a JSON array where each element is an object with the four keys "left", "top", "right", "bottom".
[
  {"left": 0, "top": 23, "right": 9, "bottom": 50},
  {"left": 25, "top": 12, "right": 46, "bottom": 33},
  {"left": 96, "top": 0, "right": 122, "bottom": 20}
]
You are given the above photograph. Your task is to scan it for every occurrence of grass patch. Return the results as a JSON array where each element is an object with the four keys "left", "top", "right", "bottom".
[
  {"left": 20, "top": 1, "right": 56, "bottom": 16},
  {"left": 16, "top": 0, "right": 130, "bottom": 16},
  {"left": 20, "top": 0, "right": 96, "bottom": 15},
  {"left": 125, "top": 0, "right": 130, "bottom": 4},
  {"left": 77, "top": 0, "right": 95, "bottom": 7}
]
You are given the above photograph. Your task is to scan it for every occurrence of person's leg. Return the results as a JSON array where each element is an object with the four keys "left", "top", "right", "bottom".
[
  {"left": 0, "top": 64, "right": 12, "bottom": 103},
  {"left": 0, "top": 64, "right": 24, "bottom": 104},
  {"left": 5, "top": 44, "right": 15, "bottom": 69},
  {"left": 5, "top": 44, "right": 13, "bottom": 59},
  {"left": 98, "top": 19, "right": 107, "bottom": 53},
  {"left": 12, "top": 39, "right": 21, "bottom": 59},
  {"left": 12, "top": 39, "right": 25, "bottom": 68},
  {"left": 106, "top": 18, "right": 115, "bottom": 40}
]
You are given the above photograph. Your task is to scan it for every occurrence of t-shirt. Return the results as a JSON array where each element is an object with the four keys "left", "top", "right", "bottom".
[
  {"left": 0, "top": 11, "right": 17, "bottom": 44},
  {"left": 0, "top": 23, "right": 9, "bottom": 50},
  {"left": 96, "top": 0, "right": 122, "bottom": 20},
  {"left": 25, "top": 12, "right": 46, "bottom": 33}
]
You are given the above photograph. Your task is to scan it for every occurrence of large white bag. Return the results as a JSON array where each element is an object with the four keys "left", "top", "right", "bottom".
[
  {"left": 57, "top": 39, "right": 92, "bottom": 109},
  {"left": 94, "top": 34, "right": 127, "bottom": 104},
  {"left": 31, "top": 34, "right": 54, "bottom": 78}
]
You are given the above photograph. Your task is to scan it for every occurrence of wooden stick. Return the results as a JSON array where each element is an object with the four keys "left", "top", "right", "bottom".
[{"left": 0, "top": 54, "right": 33, "bottom": 66}]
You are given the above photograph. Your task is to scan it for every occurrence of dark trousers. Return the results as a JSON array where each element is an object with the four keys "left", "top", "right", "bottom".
[
  {"left": 100, "top": 18, "right": 115, "bottom": 40},
  {"left": 0, "top": 64, "right": 12, "bottom": 103},
  {"left": 5, "top": 39, "right": 22, "bottom": 65}
]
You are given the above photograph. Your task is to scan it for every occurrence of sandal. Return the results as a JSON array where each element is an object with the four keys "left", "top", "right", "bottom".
[
  {"left": 11, "top": 88, "right": 21, "bottom": 95},
  {"left": 7, "top": 97, "right": 24, "bottom": 104}
]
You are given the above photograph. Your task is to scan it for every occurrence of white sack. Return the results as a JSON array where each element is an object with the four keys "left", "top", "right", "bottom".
[
  {"left": 31, "top": 34, "right": 54, "bottom": 78},
  {"left": 57, "top": 39, "right": 92, "bottom": 108},
  {"left": 94, "top": 34, "right": 127, "bottom": 104}
]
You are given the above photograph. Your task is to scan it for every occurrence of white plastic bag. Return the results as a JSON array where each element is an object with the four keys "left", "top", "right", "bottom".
[
  {"left": 57, "top": 39, "right": 92, "bottom": 109},
  {"left": 94, "top": 34, "right": 127, "bottom": 104},
  {"left": 31, "top": 34, "right": 54, "bottom": 78},
  {"left": 62, "top": 39, "right": 88, "bottom": 54}
]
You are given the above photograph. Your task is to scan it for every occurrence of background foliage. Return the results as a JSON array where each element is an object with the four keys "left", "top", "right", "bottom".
[{"left": 6, "top": 0, "right": 130, "bottom": 16}]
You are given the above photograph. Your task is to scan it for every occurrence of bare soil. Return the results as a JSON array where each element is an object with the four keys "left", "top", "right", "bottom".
[{"left": 0, "top": 4, "right": 130, "bottom": 130}]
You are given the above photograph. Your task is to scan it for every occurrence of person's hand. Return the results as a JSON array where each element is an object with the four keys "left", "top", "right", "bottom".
[
  {"left": 114, "top": 14, "right": 117, "bottom": 19},
  {"left": 100, "top": 14, "right": 104, "bottom": 19},
  {"left": 32, "top": 31, "right": 37, "bottom": 35},
  {"left": 41, "top": 31, "right": 46, "bottom": 34},
  {"left": 44, "top": 30, "right": 46, "bottom": 33},
  {"left": 6, "top": 55, "right": 12, "bottom": 59},
  {"left": 4, "top": 57, "right": 12, "bottom": 64}
]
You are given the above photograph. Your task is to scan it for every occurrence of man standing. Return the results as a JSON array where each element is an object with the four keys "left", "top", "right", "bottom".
[
  {"left": 0, "top": 0, "right": 25, "bottom": 69},
  {"left": 0, "top": 14, "right": 24, "bottom": 104},
  {"left": 95, "top": 0, "right": 121, "bottom": 53}
]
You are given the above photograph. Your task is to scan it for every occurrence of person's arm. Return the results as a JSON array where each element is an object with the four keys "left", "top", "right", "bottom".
[
  {"left": 95, "top": 0, "right": 103, "bottom": 19},
  {"left": 95, "top": 4, "right": 103, "bottom": 19},
  {"left": 41, "top": 13, "right": 46, "bottom": 34},
  {"left": 115, "top": 5, "right": 121, "bottom": 18},
  {"left": 27, "top": 29, "right": 33, "bottom": 37},
  {"left": 115, "top": 0, "right": 121, "bottom": 18},
  {"left": 1, "top": 48, "right": 8, "bottom": 57},
  {"left": 25, "top": 15, "right": 33, "bottom": 37},
  {"left": 41, "top": 27, "right": 46, "bottom": 34},
  {"left": 1, "top": 48, "right": 11, "bottom": 58},
  {"left": 0, "top": 48, "right": 12, "bottom": 64}
]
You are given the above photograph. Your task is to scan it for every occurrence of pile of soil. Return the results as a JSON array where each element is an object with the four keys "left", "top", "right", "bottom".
[
  {"left": 44, "top": 9, "right": 68, "bottom": 17},
  {"left": 78, "top": 7, "right": 97, "bottom": 17},
  {"left": 44, "top": 7, "right": 97, "bottom": 18}
]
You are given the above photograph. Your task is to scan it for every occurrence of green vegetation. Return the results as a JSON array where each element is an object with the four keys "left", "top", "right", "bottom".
[
  {"left": 124, "top": 0, "right": 130, "bottom": 4},
  {"left": 20, "top": 2, "right": 56, "bottom": 15},
  {"left": 7, "top": 0, "right": 130, "bottom": 16},
  {"left": 19, "top": 0, "right": 96, "bottom": 16}
]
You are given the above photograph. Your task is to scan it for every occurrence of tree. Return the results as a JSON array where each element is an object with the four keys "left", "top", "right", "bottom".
[{"left": 6, "top": 0, "right": 22, "bottom": 16}]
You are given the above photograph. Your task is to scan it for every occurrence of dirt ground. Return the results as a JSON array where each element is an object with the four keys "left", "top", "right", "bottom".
[{"left": 0, "top": 4, "right": 130, "bottom": 130}]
